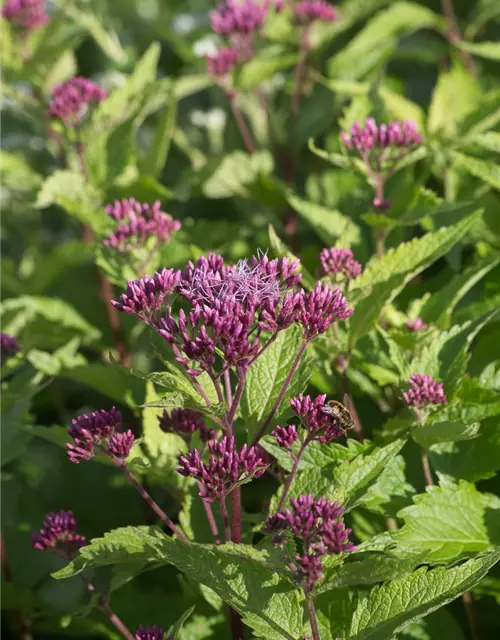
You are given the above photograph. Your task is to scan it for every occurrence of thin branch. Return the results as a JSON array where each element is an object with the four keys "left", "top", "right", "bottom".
[
  {"left": 276, "top": 437, "right": 310, "bottom": 512},
  {"left": 440, "top": 0, "right": 477, "bottom": 75},
  {"left": 80, "top": 574, "right": 135, "bottom": 640},
  {"left": 201, "top": 496, "right": 221, "bottom": 545},
  {"left": 219, "top": 497, "right": 232, "bottom": 542},
  {"left": 420, "top": 448, "right": 434, "bottom": 487},
  {"left": 306, "top": 597, "right": 321, "bottom": 640},
  {"left": 228, "top": 92, "right": 256, "bottom": 154}
]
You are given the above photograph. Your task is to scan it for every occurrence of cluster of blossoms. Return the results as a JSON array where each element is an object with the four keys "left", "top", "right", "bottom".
[
  {"left": 158, "top": 408, "right": 216, "bottom": 444},
  {"left": 32, "top": 510, "right": 86, "bottom": 554},
  {"left": 66, "top": 407, "right": 135, "bottom": 464},
  {"left": 1, "top": 0, "right": 48, "bottom": 31},
  {"left": 340, "top": 118, "right": 423, "bottom": 158},
  {"left": 406, "top": 317, "right": 428, "bottom": 332},
  {"left": 177, "top": 436, "right": 268, "bottom": 502},
  {"left": 294, "top": 1, "right": 339, "bottom": 25},
  {"left": 1, "top": 333, "right": 20, "bottom": 363},
  {"left": 265, "top": 494, "right": 355, "bottom": 590},
  {"left": 103, "top": 198, "right": 181, "bottom": 253},
  {"left": 319, "top": 248, "right": 362, "bottom": 281},
  {"left": 206, "top": 47, "right": 241, "bottom": 78},
  {"left": 112, "top": 253, "right": 353, "bottom": 379},
  {"left": 47, "top": 76, "right": 107, "bottom": 127},
  {"left": 135, "top": 625, "right": 169, "bottom": 640},
  {"left": 279, "top": 393, "right": 346, "bottom": 446},
  {"left": 403, "top": 374, "right": 447, "bottom": 408}
]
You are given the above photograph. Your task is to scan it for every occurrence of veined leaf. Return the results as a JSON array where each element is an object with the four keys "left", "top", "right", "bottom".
[
  {"left": 395, "top": 481, "right": 500, "bottom": 563},
  {"left": 471, "top": 131, "right": 500, "bottom": 153},
  {"left": 451, "top": 151, "right": 500, "bottom": 190}
]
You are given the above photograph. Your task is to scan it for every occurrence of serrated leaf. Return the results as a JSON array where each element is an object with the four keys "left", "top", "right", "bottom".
[
  {"left": 395, "top": 481, "right": 500, "bottom": 563},
  {"left": 346, "top": 548, "right": 500, "bottom": 639},
  {"left": 55, "top": 529, "right": 303, "bottom": 640},
  {"left": 360, "top": 455, "right": 416, "bottom": 517},
  {"left": 348, "top": 212, "right": 480, "bottom": 344},
  {"left": 203, "top": 151, "right": 274, "bottom": 199},
  {"left": 451, "top": 151, "right": 500, "bottom": 190},
  {"left": 240, "top": 326, "right": 310, "bottom": 442}
]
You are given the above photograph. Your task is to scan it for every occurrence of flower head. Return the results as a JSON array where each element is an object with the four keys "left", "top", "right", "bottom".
[
  {"left": 66, "top": 407, "right": 134, "bottom": 463},
  {"left": 135, "top": 625, "right": 166, "bottom": 640},
  {"left": 1, "top": 333, "right": 20, "bottom": 363},
  {"left": 1, "top": 0, "right": 48, "bottom": 31},
  {"left": 104, "top": 199, "right": 181, "bottom": 253},
  {"left": 272, "top": 424, "right": 298, "bottom": 449},
  {"left": 111, "top": 268, "right": 182, "bottom": 317},
  {"left": 297, "top": 284, "right": 353, "bottom": 340},
  {"left": 290, "top": 393, "right": 345, "bottom": 443},
  {"left": 176, "top": 436, "right": 268, "bottom": 502},
  {"left": 294, "top": 1, "right": 340, "bottom": 24},
  {"left": 48, "top": 76, "right": 107, "bottom": 126},
  {"left": 320, "top": 248, "right": 362, "bottom": 281},
  {"left": 206, "top": 47, "right": 240, "bottom": 77},
  {"left": 407, "top": 317, "right": 428, "bottom": 332},
  {"left": 32, "top": 510, "right": 86, "bottom": 554},
  {"left": 403, "top": 374, "right": 447, "bottom": 408},
  {"left": 159, "top": 408, "right": 216, "bottom": 443},
  {"left": 211, "top": 0, "right": 267, "bottom": 36}
]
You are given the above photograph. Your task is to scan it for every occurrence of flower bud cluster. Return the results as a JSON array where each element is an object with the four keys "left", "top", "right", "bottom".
[
  {"left": 135, "top": 625, "right": 168, "bottom": 640},
  {"left": 290, "top": 393, "right": 345, "bottom": 443},
  {"left": 176, "top": 436, "right": 268, "bottom": 502},
  {"left": 66, "top": 407, "right": 135, "bottom": 464},
  {"left": 320, "top": 248, "right": 362, "bottom": 281},
  {"left": 1, "top": 0, "right": 48, "bottom": 31},
  {"left": 1, "top": 333, "right": 21, "bottom": 363},
  {"left": 294, "top": 1, "right": 340, "bottom": 24},
  {"left": 206, "top": 47, "right": 241, "bottom": 77},
  {"left": 272, "top": 424, "right": 298, "bottom": 449},
  {"left": 104, "top": 199, "right": 181, "bottom": 253},
  {"left": 47, "top": 77, "right": 107, "bottom": 127},
  {"left": 159, "top": 408, "right": 216, "bottom": 444},
  {"left": 403, "top": 374, "right": 447, "bottom": 408},
  {"left": 265, "top": 494, "right": 355, "bottom": 589},
  {"left": 406, "top": 317, "right": 428, "bottom": 332},
  {"left": 32, "top": 510, "right": 86, "bottom": 554}
]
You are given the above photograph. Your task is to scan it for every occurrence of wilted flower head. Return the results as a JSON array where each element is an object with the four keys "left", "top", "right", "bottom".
[
  {"left": 272, "top": 424, "right": 298, "bottom": 449},
  {"left": 297, "top": 284, "right": 353, "bottom": 340},
  {"left": 135, "top": 625, "right": 166, "bottom": 640},
  {"left": 407, "top": 317, "right": 428, "bottom": 332},
  {"left": 32, "top": 510, "right": 86, "bottom": 554},
  {"left": 104, "top": 199, "right": 181, "bottom": 253},
  {"left": 1, "top": 333, "right": 21, "bottom": 363},
  {"left": 290, "top": 393, "right": 346, "bottom": 443},
  {"left": 48, "top": 76, "right": 107, "bottom": 126},
  {"left": 66, "top": 407, "right": 134, "bottom": 463},
  {"left": 294, "top": 1, "right": 340, "bottom": 24},
  {"left": 159, "top": 408, "right": 216, "bottom": 443},
  {"left": 211, "top": 0, "right": 267, "bottom": 36},
  {"left": 176, "top": 435, "right": 268, "bottom": 502},
  {"left": 265, "top": 494, "right": 355, "bottom": 589},
  {"left": 1, "top": 0, "right": 48, "bottom": 31},
  {"left": 403, "top": 374, "right": 447, "bottom": 408},
  {"left": 320, "top": 248, "right": 362, "bottom": 281},
  {"left": 206, "top": 47, "right": 240, "bottom": 77}
]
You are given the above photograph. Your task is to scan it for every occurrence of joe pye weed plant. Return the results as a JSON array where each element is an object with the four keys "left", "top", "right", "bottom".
[{"left": 3, "top": 1, "right": 500, "bottom": 639}]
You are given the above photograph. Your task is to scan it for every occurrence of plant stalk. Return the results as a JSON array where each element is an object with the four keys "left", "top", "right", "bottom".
[
  {"left": 220, "top": 497, "right": 232, "bottom": 542},
  {"left": 276, "top": 437, "right": 310, "bottom": 512},
  {"left": 440, "top": 0, "right": 477, "bottom": 75},
  {"left": 306, "top": 597, "right": 321, "bottom": 640},
  {"left": 228, "top": 93, "right": 256, "bottom": 154},
  {"left": 80, "top": 574, "right": 135, "bottom": 640}
]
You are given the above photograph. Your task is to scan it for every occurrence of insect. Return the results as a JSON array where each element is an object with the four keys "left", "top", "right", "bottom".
[{"left": 321, "top": 394, "right": 355, "bottom": 433}]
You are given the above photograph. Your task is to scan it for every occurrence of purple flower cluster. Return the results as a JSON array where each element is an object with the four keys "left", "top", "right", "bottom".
[
  {"left": 211, "top": 0, "right": 267, "bottom": 36},
  {"left": 135, "top": 625, "right": 167, "bottom": 640},
  {"left": 290, "top": 393, "right": 343, "bottom": 443},
  {"left": 1, "top": 0, "right": 48, "bottom": 31},
  {"left": 206, "top": 47, "right": 241, "bottom": 77},
  {"left": 32, "top": 510, "right": 86, "bottom": 554},
  {"left": 403, "top": 374, "right": 447, "bottom": 408},
  {"left": 177, "top": 436, "right": 268, "bottom": 502},
  {"left": 265, "top": 494, "right": 355, "bottom": 589},
  {"left": 407, "top": 317, "right": 428, "bottom": 332},
  {"left": 104, "top": 199, "right": 181, "bottom": 253},
  {"left": 113, "top": 253, "right": 353, "bottom": 379},
  {"left": 272, "top": 424, "right": 298, "bottom": 449},
  {"left": 47, "top": 77, "right": 107, "bottom": 126},
  {"left": 341, "top": 118, "right": 423, "bottom": 154},
  {"left": 66, "top": 407, "right": 135, "bottom": 464},
  {"left": 320, "top": 248, "right": 362, "bottom": 281},
  {"left": 159, "top": 408, "right": 216, "bottom": 444},
  {"left": 294, "top": 1, "right": 340, "bottom": 24},
  {"left": 1, "top": 333, "right": 20, "bottom": 363}
]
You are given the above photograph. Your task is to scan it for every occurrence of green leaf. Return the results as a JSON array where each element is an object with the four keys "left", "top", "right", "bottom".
[
  {"left": 286, "top": 191, "right": 361, "bottom": 247},
  {"left": 167, "top": 606, "right": 195, "bottom": 639},
  {"left": 238, "top": 52, "right": 298, "bottom": 90},
  {"left": 141, "top": 87, "right": 177, "bottom": 178},
  {"left": 331, "top": 439, "right": 406, "bottom": 511},
  {"left": 470, "top": 131, "right": 500, "bottom": 153},
  {"left": 360, "top": 455, "right": 416, "bottom": 517},
  {"left": 202, "top": 151, "right": 274, "bottom": 199},
  {"left": 240, "top": 326, "right": 310, "bottom": 442},
  {"left": 395, "top": 481, "right": 500, "bottom": 563},
  {"left": 451, "top": 151, "right": 500, "bottom": 190},
  {"left": 348, "top": 212, "right": 480, "bottom": 344},
  {"left": 55, "top": 528, "right": 303, "bottom": 640},
  {"left": 458, "top": 40, "right": 500, "bottom": 61},
  {"left": 346, "top": 548, "right": 500, "bottom": 639}
]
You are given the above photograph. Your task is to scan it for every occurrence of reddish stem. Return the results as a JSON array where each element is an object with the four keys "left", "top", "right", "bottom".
[
  {"left": 228, "top": 93, "right": 256, "bottom": 155},
  {"left": 306, "top": 598, "right": 321, "bottom": 640},
  {"left": 201, "top": 495, "right": 221, "bottom": 544},
  {"left": 276, "top": 437, "right": 310, "bottom": 512},
  {"left": 80, "top": 574, "right": 135, "bottom": 640},
  {"left": 440, "top": 0, "right": 477, "bottom": 75}
]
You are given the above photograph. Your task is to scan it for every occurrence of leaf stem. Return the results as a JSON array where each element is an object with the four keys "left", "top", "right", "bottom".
[
  {"left": 80, "top": 574, "right": 135, "bottom": 640},
  {"left": 252, "top": 340, "right": 308, "bottom": 446},
  {"left": 306, "top": 597, "right": 321, "bottom": 640},
  {"left": 219, "top": 497, "right": 232, "bottom": 542},
  {"left": 118, "top": 462, "right": 189, "bottom": 543},
  {"left": 440, "top": 0, "right": 477, "bottom": 75},
  {"left": 276, "top": 437, "right": 310, "bottom": 512},
  {"left": 228, "top": 92, "right": 256, "bottom": 154},
  {"left": 420, "top": 448, "right": 434, "bottom": 487},
  {"left": 201, "top": 495, "right": 221, "bottom": 545}
]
